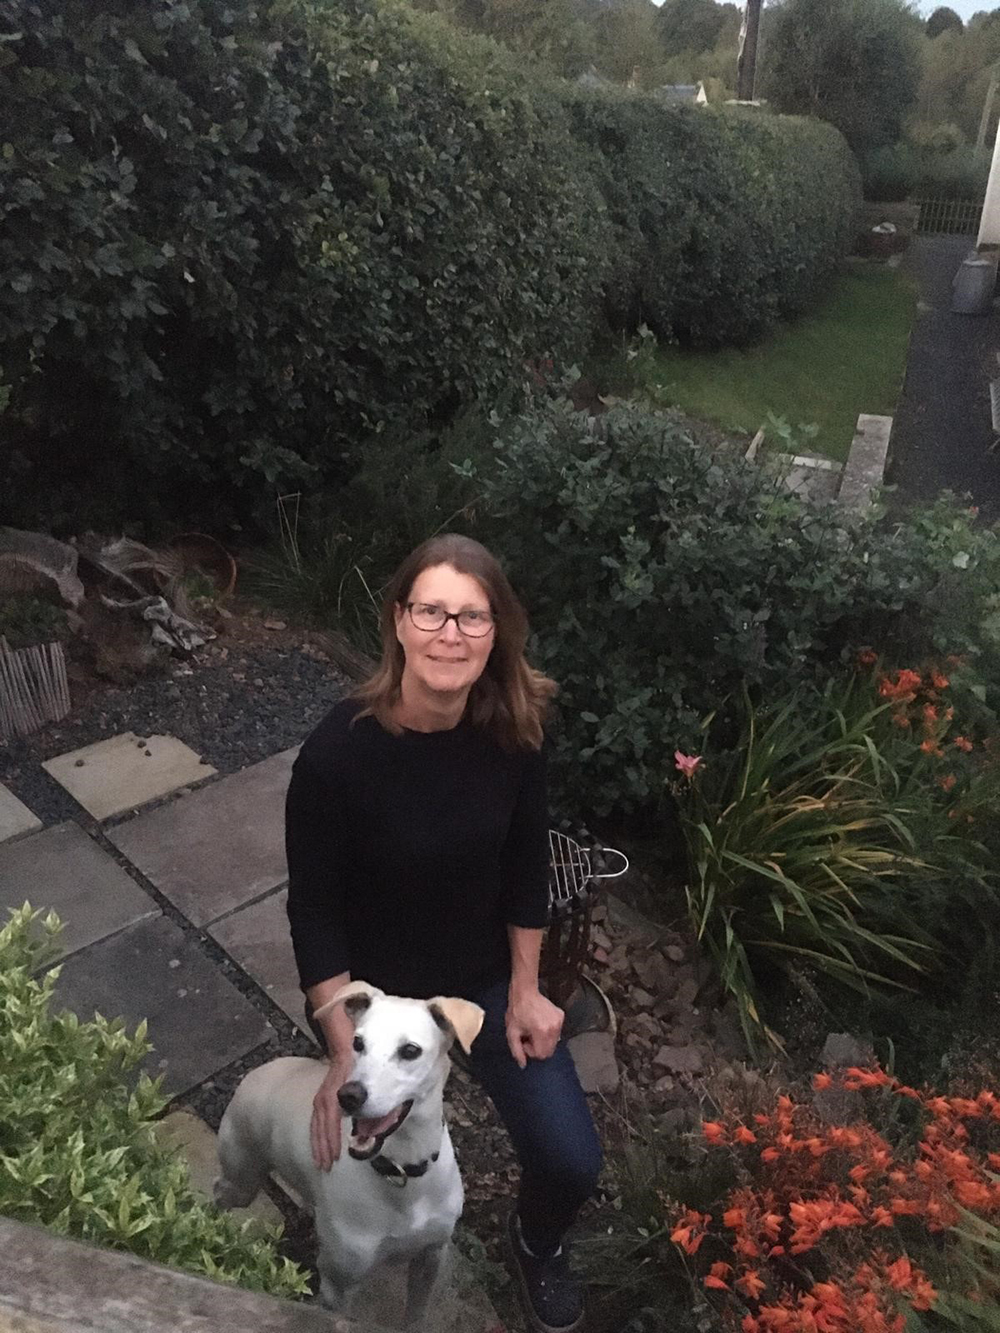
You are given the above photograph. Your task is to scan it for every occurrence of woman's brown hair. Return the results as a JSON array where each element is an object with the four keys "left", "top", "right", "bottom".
[{"left": 353, "top": 534, "right": 556, "bottom": 750}]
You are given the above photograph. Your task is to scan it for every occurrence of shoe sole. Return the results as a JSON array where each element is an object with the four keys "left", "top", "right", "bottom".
[{"left": 505, "top": 1223, "right": 584, "bottom": 1333}]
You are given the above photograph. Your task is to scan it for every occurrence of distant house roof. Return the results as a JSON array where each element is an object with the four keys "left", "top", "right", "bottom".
[{"left": 656, "top": 82, "right": 708, "bottom": 105}]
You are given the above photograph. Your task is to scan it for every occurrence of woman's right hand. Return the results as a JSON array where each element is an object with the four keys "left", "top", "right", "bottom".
[{"left": 311, "top": 1057, "right": 352, "bottom": 1172}]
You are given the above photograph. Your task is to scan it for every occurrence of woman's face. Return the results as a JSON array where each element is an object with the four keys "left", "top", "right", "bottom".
[{"left": 394, "top": 563, "right": 495, "bottom": 700}]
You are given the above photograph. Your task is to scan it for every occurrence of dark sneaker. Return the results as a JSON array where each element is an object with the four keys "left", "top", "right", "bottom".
[{"left": 506, "top": 1211, "right": 584, "bottom": 1333}]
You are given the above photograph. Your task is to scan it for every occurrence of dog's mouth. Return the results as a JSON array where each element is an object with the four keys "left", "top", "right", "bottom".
[{"left": 347, "top": 1100, "right": 414, "bottom": 1160}]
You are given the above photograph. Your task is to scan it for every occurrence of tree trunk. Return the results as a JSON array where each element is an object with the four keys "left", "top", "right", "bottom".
[{"left": 737, "top": 0, "right": 763, "bottom": 102}]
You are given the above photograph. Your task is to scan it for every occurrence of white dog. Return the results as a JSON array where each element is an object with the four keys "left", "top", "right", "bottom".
[{"left": 214, "top": 980, "right": 484, "bottom": 1325}]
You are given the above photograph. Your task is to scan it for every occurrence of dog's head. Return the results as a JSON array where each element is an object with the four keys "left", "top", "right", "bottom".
[{"left": 313, "top": 981, "right": 484, "bottom": 1159}]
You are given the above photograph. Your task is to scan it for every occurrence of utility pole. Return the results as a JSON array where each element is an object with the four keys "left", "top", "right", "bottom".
[
  {"left": 976, "top": 64, "right": 1000, "bottom": 158},
  {"left": 737, "top": 0, "right": 763, "bottom": 102}
]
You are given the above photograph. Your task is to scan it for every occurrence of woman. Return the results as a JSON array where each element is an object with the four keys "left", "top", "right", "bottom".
[{"left": 285, "top": 533, "right": 601, "bottom": 1333}]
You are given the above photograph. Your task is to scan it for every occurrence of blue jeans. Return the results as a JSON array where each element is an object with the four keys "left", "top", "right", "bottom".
[{"left": 305, "top": 978, "right": 602, "bottom": 1255}]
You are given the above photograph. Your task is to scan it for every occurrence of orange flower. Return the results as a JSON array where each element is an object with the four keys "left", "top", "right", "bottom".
[
  {"left": 844, "top": 1066, "right": 892, "bottom": 1089},
  {"left": 930, "top": 669, "right": 950, "bottom": 689},
  {"left": 735, "top": 1125, "right": 758, "bottom": 1145},
  {"left": 954, "top": 735, "right": 973, "bottom": 752},
  {"left": 857, "top": 647, "right": 878, "bottom": 668},
  {"left": 879, "top": 668, "right": 921, "bottom": 700},
  {"left": 813, "top": 1072, "right": 833, "bottom": 1090},
  {"left": 703, "top": 1121, "right": 727, "bottom": 1145},
  {"left": 760, "top": 1147, "right": 781, "bottom": 1164},
  {"left": 705, "top": 1261, "right": 732, "bottom": 1290},
  {"left": 738, "top": 1269, "right": 767, "bottom": 1300},
  {"left": 922, "top": 703, "right": 939, "bottom": 728},
  {"left": 938, "top": 773, "right": 956, "bottom": 791},
  {"left": 670, "top": 1208, "right": 710, "bottom": 1255},
  {"left": 872, "top": 1207, "right": 895, "bottom": 1227},
  {"left": 920, "top": 738, "right": 943, "bottom": 756}
]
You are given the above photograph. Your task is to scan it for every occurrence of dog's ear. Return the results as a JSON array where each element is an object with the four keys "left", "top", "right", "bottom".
[
  {"left": 427, "top": 997, "right": 485, "bottom": 1055},
  {"left": 313, "top": 980, "right": 384, "bottom": 1024}
]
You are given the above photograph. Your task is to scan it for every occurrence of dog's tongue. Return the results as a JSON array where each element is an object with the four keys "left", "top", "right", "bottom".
[{"left": 355, "top": 1109, "right": 401, "bottom": 1139}]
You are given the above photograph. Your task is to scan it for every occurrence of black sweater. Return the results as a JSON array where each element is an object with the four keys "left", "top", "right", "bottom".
[{"left": 285, "top": 698, "right": 551, "bottom": 1000}]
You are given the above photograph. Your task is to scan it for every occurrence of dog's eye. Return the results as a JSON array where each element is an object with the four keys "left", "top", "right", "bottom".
[
  {"left": 398, "top": 1043, "right": 422, "bottom": 1061},
  {"left": 352, "top": 1035, "right": 365, "bottom": 1053}
]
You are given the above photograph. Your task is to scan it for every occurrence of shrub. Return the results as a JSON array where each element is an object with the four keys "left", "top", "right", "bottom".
[
  {"left": 675, "top": 683, "right": 932, "bottom": 1052},
  {"left": 0, "top": 0, "right": 609, "bottom": 529},
  {"left": 672, "top": 1071, "right": 1000, "bottom": 1333},
  {"left": 473, "top": 401, "right": 1000, "bottom": 820},
  {"left": 0, "top": 904, "right": 309, "bottom": 1299},
  {"left": 559, "top": 91, "right": 861, "bottom": 346},
  {"left": 674, "top": 669, "right": 1000, "bottom": 1050},
  {"left": 581, "top": 1068, "right": 1000, "bottom": 1333}
]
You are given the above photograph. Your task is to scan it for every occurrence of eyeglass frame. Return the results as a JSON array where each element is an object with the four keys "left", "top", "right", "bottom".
[{"left": 404, "top": 601, "right": 496, "bottom": 638}]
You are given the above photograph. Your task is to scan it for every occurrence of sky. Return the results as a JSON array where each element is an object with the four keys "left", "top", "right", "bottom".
[{"left": 923, "top": 1, "right": 994, "bottom": 16}]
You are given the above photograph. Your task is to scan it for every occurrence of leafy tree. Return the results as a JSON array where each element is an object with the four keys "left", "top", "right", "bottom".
[
  {"left": 926, "top": 6, "right": 964, "bottom": 38},
  {"left": 761, "top": 0, "right": 922, "bottom": 157},
  {"left": 658, "top": 0, "right": 740, "bottom": 55},
  {"left": 593, "top": 0, "right": 666, "bottom": 84}
]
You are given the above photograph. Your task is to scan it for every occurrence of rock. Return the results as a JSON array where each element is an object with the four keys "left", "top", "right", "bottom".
[
  {"left": 592, "top": 946, "right": 610, "bottom": 965},
  {"left": 652, "top": 1074, "right": 675, "bottom": 1095},
  {"left": 604, "top": 893, "right": 660, "bottom": 942},
  {"left": 567, "top": 1031, "right": 619, "bottom": 1094},
  {"left": 630, "top": 1013, "right": 660, "bottom": 1039},
  {"left": 591, "top": 926, "right": 612, "bottom": 952},
  {"left": 607, "top": 944, "right": 631, "bottom": 974},
  {"left": 653, "top": 1045, "right": 703, "bottom": 1075},
  {"left": 633, "top": 952, "right": 677, "bottom": 996},
  {"left": 263, "top": 619, "right": 287, "bottom": 631},
  {"left": 814, "top": 1032, "right": 870, "bottom": 1125},
  {"left": 632, "top": 987, "right": 654, "bottom": 1008},
  {"left": 821, "top": 1033, "right": 871, "bottom": 1068},
  {"left": 665, "top": 945, "right": 685, "bottom": 963},
  {"left": 675, "top": 977, "right": 700, "bottom": 1009},
  {"left": 657, "top": 1107, "right": 689, "bottom": 1136}
]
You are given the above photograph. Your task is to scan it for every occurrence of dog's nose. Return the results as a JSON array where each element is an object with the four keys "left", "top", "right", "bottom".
[{"left": 337, "top": 1081, "right": 367, "bottom": 1114}]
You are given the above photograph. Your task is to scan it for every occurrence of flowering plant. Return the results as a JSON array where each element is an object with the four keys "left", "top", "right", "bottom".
[
  {"left": 674, "top": 681, "right": 935, "bottom": 1052},
  {"left": 672, "top": 1069, "right": 1000, "bottom": 1333}
]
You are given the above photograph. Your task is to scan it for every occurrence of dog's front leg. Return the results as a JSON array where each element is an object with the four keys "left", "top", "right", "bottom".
[
  {"left": 316, "top": 1252, "right": 359, "bottom": 1317},
  {"left": 404, "top": 1242, "right": 448, "bottom": 1328}
]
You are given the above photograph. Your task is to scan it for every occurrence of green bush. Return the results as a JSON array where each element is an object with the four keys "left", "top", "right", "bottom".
[
  {"left": 473, "top": 400, "right": 1000, "bottom": 819},
  {"left": 863, "top": 142, "right": 989, "bottom": 202},
  {"left": 559, "top": 91, "right": 861, "bottom": 346},
  {"left": 0, "top": 904, "right": 309, "bottom": 1299},
  {"left": 0, "top": 0, "right": 609, "bottom": 529},
  {"left": 675, "top": 675, "right": 999, "bottom": 1051}
]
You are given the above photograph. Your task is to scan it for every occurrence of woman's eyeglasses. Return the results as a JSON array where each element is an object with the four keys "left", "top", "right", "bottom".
[{"left": 406, "top": 602, "right": 495, "bottom": 638}]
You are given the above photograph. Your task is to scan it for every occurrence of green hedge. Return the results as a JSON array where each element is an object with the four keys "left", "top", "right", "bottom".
[
  {"left": 560, "top": 90, "right": 862, "bottom": 346},
  {"left": 0, "top": 0, "right": 608, "bottom": 526},
  {"left": 0, "top": 904, "right": 309, "bottom": 1297},
  {"left": 474, "top": 400, "right": 1000, "bottom": 817},
  {"left": 0, "top": 0, "right": 860, "bottom": 527}
]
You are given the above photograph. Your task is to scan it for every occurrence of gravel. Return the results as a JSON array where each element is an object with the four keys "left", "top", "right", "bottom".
[{"left": 0, "top": 643, "right": 349, "bottom": 826}]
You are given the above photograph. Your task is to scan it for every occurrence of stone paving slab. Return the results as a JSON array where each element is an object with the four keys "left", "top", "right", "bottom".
[
  {"left": 0, "top": 821, "right": 158, "bottom": 959},
  {"left": 51, "top": 914, "right": 272, "bottom": 1095},
  {"left": 107, "top": 748, "right": 298, "bottom": 927},
  {"left": 154, "top": 1110, "right": 284, "bottom": 1230},
  {"left": 42, "top": 732, "right": 217, "bottom": 820},
  {"left": 0, "top": 780, "right": 42, "bottom": 843},
  {"left": 208, "top": 888, "right": 314, "bottom": 1040}
]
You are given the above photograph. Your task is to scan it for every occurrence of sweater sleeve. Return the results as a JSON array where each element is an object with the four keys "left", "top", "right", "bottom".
[
  {"left": 501, "top": 742, "right": 552, "bottom": 930},
  {"left": 284, "top": 749, "right": 352, "bottom": 991}
]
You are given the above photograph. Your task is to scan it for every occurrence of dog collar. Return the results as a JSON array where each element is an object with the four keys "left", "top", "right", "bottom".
[{"left": 369, "top": 1150, "right": 440, "bottom": 1188}]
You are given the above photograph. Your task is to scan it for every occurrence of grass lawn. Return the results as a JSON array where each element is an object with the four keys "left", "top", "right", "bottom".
[{"left": 641, "top": 263, "right": 917, "bottom": 462}]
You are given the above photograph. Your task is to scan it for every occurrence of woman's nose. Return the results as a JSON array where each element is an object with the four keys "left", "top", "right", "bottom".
[{"left": 439, "top": 617, "right": 462, "bottom": 643}]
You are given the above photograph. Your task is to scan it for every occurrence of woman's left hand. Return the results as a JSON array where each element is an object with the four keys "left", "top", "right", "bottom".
[{"left": 505, "top": 986, "right": 564, "bottom": 1068}]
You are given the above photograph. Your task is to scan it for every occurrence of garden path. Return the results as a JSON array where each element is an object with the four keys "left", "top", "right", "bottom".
[
  {"left": 887, "top": 233, "right": 1000, "bottom": 520},
  {"left": 0, "top": 737, "right": 503, "bottom": 1331}
]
